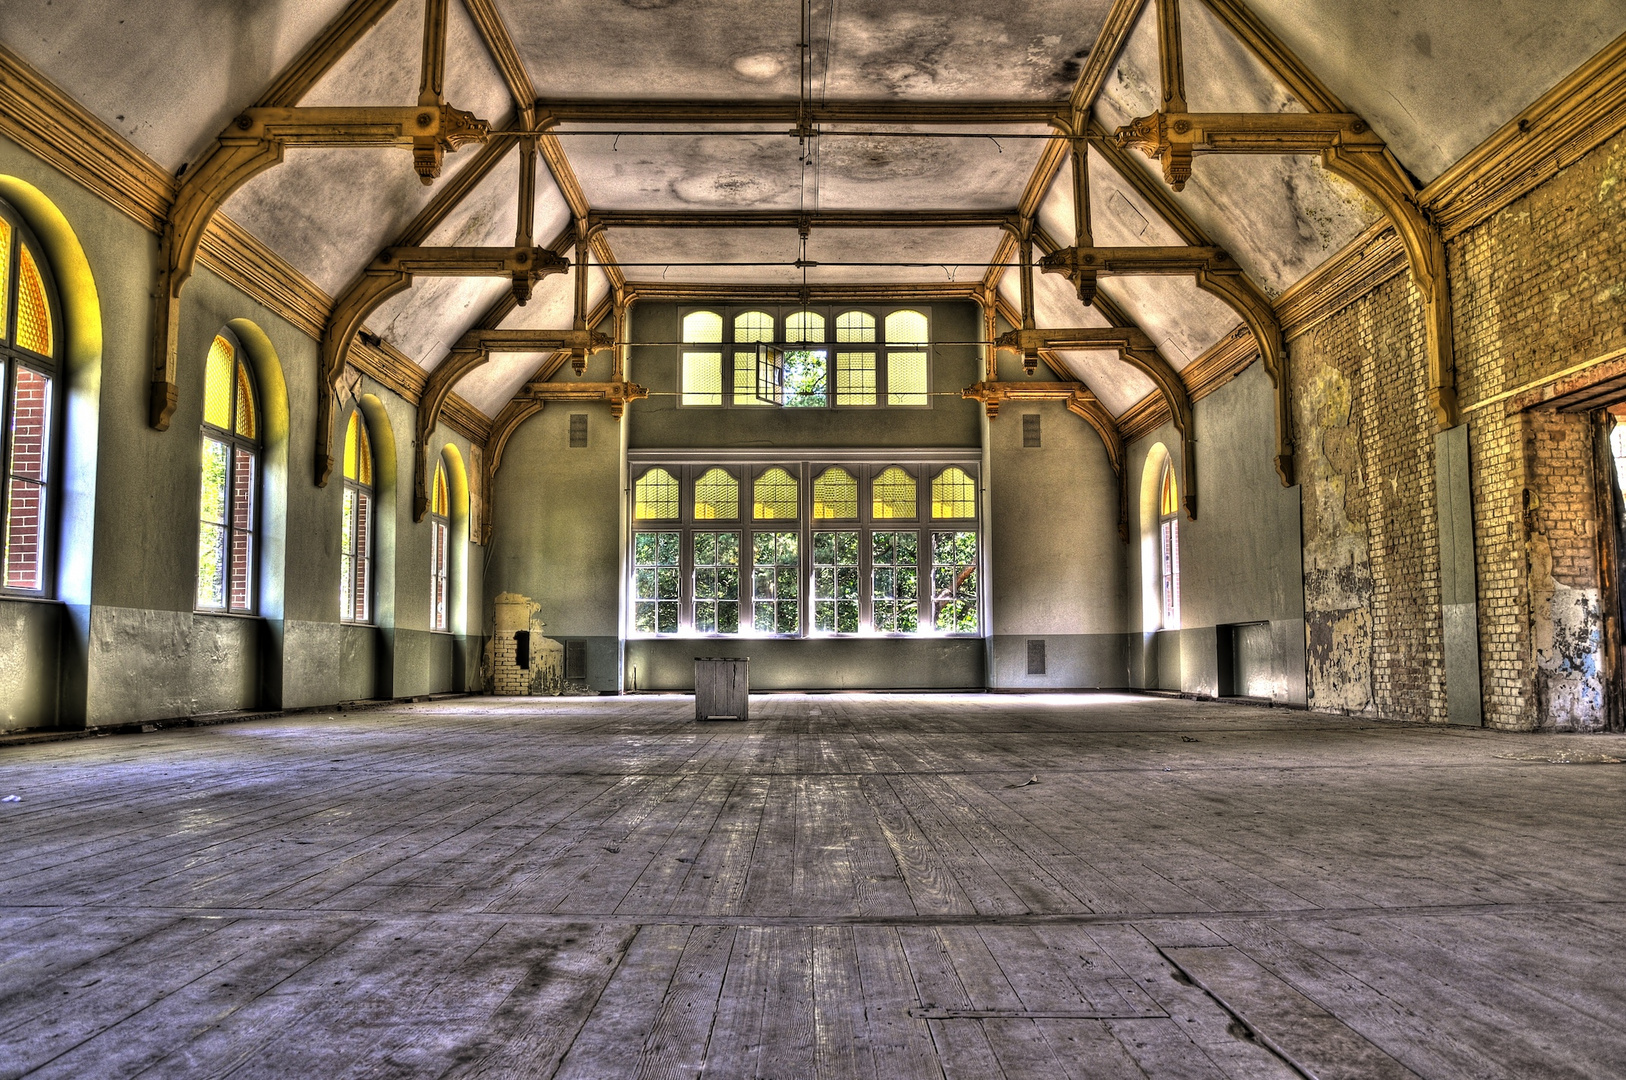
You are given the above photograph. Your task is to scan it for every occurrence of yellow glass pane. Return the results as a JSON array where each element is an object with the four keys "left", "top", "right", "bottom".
[
  {"left": 931, "top": 466, "right": 976, "bottom": 519},
  {"left": 1161, "top": 465, "right": 1178, "bottom": 517},
  {"left": 836, "top": 311, "right": 875, "bottom": 343},
  {"left": 785, "top": 310, "right": 824, "bottom": 344},
  {"left": 234, "top": 359, "right": 257, "bottom": 440},
  {"left": 887, "top": 351, "right": 928, "bottom": 405},
  {"left": 203, "top": 335, "right": 234, "bottom": 430},
  {"left": 872, "top": 466, "right": 917, "bottom": 520},
  {"left": 15, "top": 244, "right": 53, "bottom": 356},
  {"left": 753, "top": 467, "right": 798, "bottom": 520},
  {"left": 0, "top": 217, "right": 11, "bottom": 340},
  {"left": 432, "top": 462, "right": 449, "bottom": 516},
  {"left": 812, "top": 467, "right": 857, "bottom": 519},
  {"left": 345, "top": 411, "right": 373, "bottom": 485},
  {"left": 734, "top": 311, "right": 774, "bottom": 344},
  {"left": 885, "top": 309, "right": 928, "bottom": 346},
  {"left": 635, "top": 468, "right": 680, "bottom": 520},
  {"left": 836, "top": 352, "right": 876, "bottom": 405},
  {"left": 693, "top": 467, "right": 739, "bottom": 520},
  {"left": 683, "top": 310, "right": 723, "bottom": 343},
  {"left": 682, "top": 351, "right": 723, "bottom": 405}
]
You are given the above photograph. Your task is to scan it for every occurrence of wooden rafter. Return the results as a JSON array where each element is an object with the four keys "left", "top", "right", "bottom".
[
  {"left": 148, "top": 0, "right": 491, "bottom": 431},
  {"left": 589, "top": 210, "right": 1021, "bottom": 230},
  {"left": 533, "top": 100, "right": 1069, "bottom": 127},
  {"left": 461, "top": 0, "right": 536, "bottom": 129}
]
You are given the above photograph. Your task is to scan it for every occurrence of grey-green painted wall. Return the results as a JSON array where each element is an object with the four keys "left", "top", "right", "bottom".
[
  {"left": 1123, "top": 362, "right": 1308, "bottom": 705},
  {"left": 0, "top": 133, "right": 483, "bottom": 731}
]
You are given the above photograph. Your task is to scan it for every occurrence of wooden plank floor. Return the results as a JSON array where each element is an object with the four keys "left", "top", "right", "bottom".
[{"left": 3, "top": 692, "right": 1625, "bottom": 1078}]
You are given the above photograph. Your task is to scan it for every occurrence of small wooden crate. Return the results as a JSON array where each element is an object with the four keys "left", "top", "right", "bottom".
[{"left": 694, "top": 657, "right": 749, "bottom": 721}]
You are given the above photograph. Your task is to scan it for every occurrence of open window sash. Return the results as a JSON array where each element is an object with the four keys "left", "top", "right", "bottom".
[{"left": 755, "top": 342, "right": 784, "bottom": 406}]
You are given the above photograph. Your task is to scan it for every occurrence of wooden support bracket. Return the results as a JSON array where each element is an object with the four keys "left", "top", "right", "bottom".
[{"left": 315, "top": 244, "right": 569, "bottom": 486}]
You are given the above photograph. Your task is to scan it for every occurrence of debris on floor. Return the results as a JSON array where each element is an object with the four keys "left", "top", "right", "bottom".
[
  {"left": 1495, "top": 751, "right": 1624, "bottom": 764},
  {"left": 2, "top": 795, "right": 20, "bottom": 802},
  {"left": 1008, "top": 774, "right": 1039, "bottom": 788}
]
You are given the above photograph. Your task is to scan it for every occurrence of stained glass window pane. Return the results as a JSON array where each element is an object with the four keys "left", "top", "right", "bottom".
[
  {"left": 872, "top": 466, "right": 917, "bottom": 520},
  {"left": 785, "top": 311, "right": 825, "bottom": 344},
  {"left": 1160, "top": 464, "right": 1179, "bottom": 517},
  {"left": 234, "top": 360, "right": 257, "bottom": 440},
  {"left": 836, "top": 311, "right": 875, "bottom": 343},
  {"left": 15, "top": 245, "right": 52, "bottom": 357},
  {"left": 735, "top": 311, "right": 773, "bottom": 343},
  {"left": 753, "top": 467, "right": 797, "bottom": 520},
  {"left": 931, "top": 467, "right": 976, "bottom": 519},
  {"left": 887, "top": 351, "right": 928, "bottom": 406},
  {"left": 812, "top": 467, "right": 857, "bottom": 519},
  {"left": 635, "top": 468, "right": 681, "bottom": 520},
  {"left": 682, "top": 351, "right": 723, "bottom": 405},
  {"left": 0, "top": 217, "right": 11, "bottom": 339},
  {"left": 694, "top": 467, "right": 739, "bottom": 520},
  {"left": 885, "top": 310, "right": 927, "bottom": 345},
  {"left": 683, "top": 311, "right": 724, "bottom": 343},
  {"left": 835, "top": 352, "right": 876, "bottom": 405},
  {"left": 433, "top": 462, "right": 449, "bottom": 516},
  {"left": 202, "top": 335, "right": 233, "bottom": 430},
  {"left": 345, "top": 411, "right": 374, "bottom": 483}
]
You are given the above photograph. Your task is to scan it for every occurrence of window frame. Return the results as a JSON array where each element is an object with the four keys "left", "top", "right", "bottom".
[
  {"left": 1159, "top": 460, "right": 1181, "bottom": 630},
  {"left": 340, "top": 410, "right": 375, "bottom": 625},
  {"left": 195, "top": 329, "right": 261, "bottom": 615},
  {"left": 676, "top": 305, "right": 933, "bottom": 410},
  {"left": 626, "top": 454, "right": 979, "bottom": 639},
  {"left": 0, "top": 200, "right": 65, "bottom": 599},
  {"left": 429, "top": 461, "right": 450, "bottom": 633}
]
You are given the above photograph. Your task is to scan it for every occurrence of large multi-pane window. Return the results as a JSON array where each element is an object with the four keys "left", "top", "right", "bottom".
[
  {"left": 340, "top": 410, "right": 374, "bottom": 623},
  {"left": 679, "top": 306, "right": 931, "bottom": 408},
  {"left": 627, "top": 458, "right": 978, "bottom": 637},
  {"left": 1, "top": 200, "right": 61, "bottom": 596},
  {"left": 429, "top": 461, "right": 450, "bottom": 632},
  {"left": 196, "top": 331, "right": 259, "bottom": 612},
  {"left": 1160, "top": 460, "right": 1181, "bottom": 629}
]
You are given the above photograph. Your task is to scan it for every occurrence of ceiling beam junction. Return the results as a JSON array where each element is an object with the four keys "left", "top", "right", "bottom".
[
  {"left": 1119, "top": 0, "right": 1457, "bottom": 429},
  {"left": 149, "top": 0, "right": 490, "bottom": 431}
]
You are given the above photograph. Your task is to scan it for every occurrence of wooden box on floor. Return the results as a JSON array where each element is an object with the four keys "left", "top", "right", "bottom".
[{"left": 694, "top": 657, "right": 749, "bottom": 721}]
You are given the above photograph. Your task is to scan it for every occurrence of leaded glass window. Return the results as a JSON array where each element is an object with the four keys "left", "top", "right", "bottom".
[
  {"left": 733, "top": 311, "right": 773, "bottom": 406},
  {"left": 931, "top": 466, "right": 977, "bottom": 519},
  {"left": 1160, "top": 461, "right": 1180, "bottom": 629},
  {"left": 341, "top": 410, "right": 374, "bottom": 623},
  {"left": 635, "top": 467, "right": 681, "bottom": 520},
  {"left": 693, "top": 467, "right": 739, "bottom": 520},
  {"left": 753, "top": 467, "right": 797, "bottom": 520},
  {"left": 885, "top": 310, "right": 928, "bottom": 406},
  {"left": 1, "top": 201, "right": 60, "bottom": 596},
  {"left": 682, "top": 310, "right": 724, "bottom": 405},
  {"left": 835, "top": 311, "right": 877, "bottom": 406},
  {"left": 871, "top": 466, "right": 917, "bottom": 520},
  {"left": 197, "top": 331, "right": 258, "bottom": 613},
  {"left": 812, "top": 467, "right": 857, "bottom": 519}
]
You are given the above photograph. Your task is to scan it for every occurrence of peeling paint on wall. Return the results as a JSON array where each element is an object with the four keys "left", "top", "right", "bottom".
[
  {"left": 485, "top": 592, "right": 564, "bottom": 696},
  {"left": 1300, "top": 365, "right": 1375, "bottom": 713},
  {"left": 1526, "top": 500, "right": 1606, "bottom": 732}
]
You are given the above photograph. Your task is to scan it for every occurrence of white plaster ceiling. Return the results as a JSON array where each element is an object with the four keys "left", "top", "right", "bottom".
[{"left": 8, "top": 0, "right": 1621, "bottom": 419}]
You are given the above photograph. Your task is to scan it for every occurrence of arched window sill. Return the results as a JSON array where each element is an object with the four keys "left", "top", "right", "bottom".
[
  {"left": 193, "top": 609, "right": 264, "bottom": 621},
  {"left": 0, "top": 593, "right": 64, "bottom": 607}
]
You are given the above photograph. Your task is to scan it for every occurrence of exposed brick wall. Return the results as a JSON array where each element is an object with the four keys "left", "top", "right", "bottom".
[{"left": 1294, "top": 127, "right": 1626, "bottom": 730}]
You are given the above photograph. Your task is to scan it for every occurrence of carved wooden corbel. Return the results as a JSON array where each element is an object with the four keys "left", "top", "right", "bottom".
[
  {"left": 147, "top": 0, "right": 490, "bottom": 431},
  {"left": 315, "top": 245, "right": 569, "bottom": 486},
  {"left": 411, "top": 326, "right": 612, "bottom": 519},
  {"left": 991, "top": 326, "right": 1198, "bottom": 519}
]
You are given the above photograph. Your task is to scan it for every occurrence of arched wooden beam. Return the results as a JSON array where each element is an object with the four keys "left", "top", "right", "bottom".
[
  {"left": 412, "top": 327, "right": 612, "bottom": 520},
  {"left": 314, "top": 245, "right": 570, "bottom": 486},
  {"left": 1065, "top": 388, "right": 1131, "bottom": 544},
  {"left": 995, "top": 326, "right": 1197, "bottom": 520},
  {"left": 148, "top": 0, "right": 489, "bottom": 430}
]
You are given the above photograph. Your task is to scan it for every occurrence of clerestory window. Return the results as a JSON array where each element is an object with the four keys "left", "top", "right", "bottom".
[
  {"left": 430, "top": 461, "right": 450, "bottom": 632},
  {"left": 341, "top": 410, "right": 375, "bottom": 624},
  {"left": 1160, "top": 460, "right": 1181, "bottom": 629}
]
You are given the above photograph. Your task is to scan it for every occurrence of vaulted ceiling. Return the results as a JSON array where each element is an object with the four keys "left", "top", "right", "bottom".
[{"left": 6, "top": 0, "right": 1624, "bottom": 421}]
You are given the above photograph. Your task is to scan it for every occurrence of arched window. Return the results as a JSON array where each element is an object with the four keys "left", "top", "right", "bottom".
[
  {"left": 783, "top": 310, "right": 827, "bottom": 408},
  {"left": 1160, "top": 460, "right": 1180, "bottom": 629},
  {"left": 429, "top": 460, "right": 450, "bottom": 632},
  {"left": 812, "top": 466, "right": 857, "bottom": 519},
  {"left": 341, "top": 410, "right": 375, "bottom": 623},
  {"left": 931, "top": 466, "right": 977, "bottom": 519},
  {"left": 693, "top": 467, "right": 739, "bottom": 520},
  {"left": 681, "top": 310, "right": 724, "bottom": 406},
  {"left": 872, "top": 466, "right": 917, "bottom": 520},
  {"left": 634, "top": 467, "right": 680, "bottom": 520},
  {"left": 196, "top": 331, "right": 259, "bottom": 612},
  {"left": 884, "top": 310, "right": 929, "bottom": 406},
  {"left": 732, "top": 311, "right": 773, "bottom": 406},
  {"left": 1, "top": 200, "right": 62, "bottom": 595}
]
